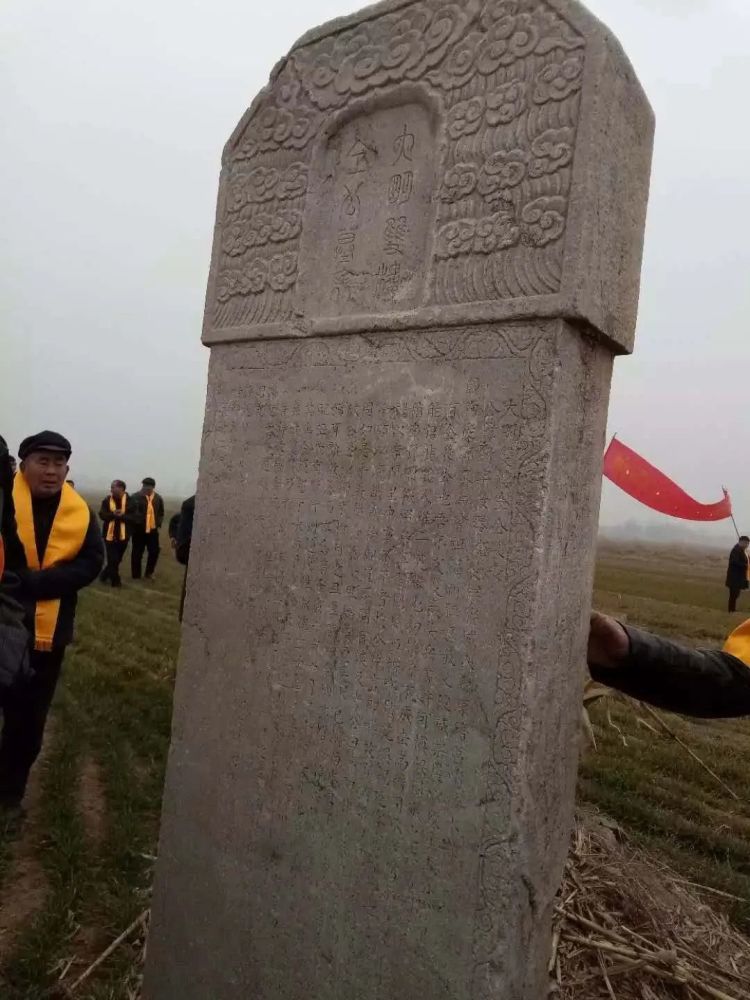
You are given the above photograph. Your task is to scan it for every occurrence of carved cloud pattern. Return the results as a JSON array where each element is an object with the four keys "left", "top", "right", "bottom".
[{"left": 212, "top": 0, "right": 585, "bottom": 328}]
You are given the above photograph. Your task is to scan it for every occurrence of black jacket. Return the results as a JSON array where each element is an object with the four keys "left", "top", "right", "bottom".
[
  {"left": 175, "top": 495, "right": 195, "bottom": 567},
  {"left": 0, "top": 435, "right": 24, "bottom": 574},
  {"left": 725, "top": 544, "right": 748, "bottom": 590},
  {"left": 175, "top": 495, "right": 195, "bottom": 623},
  {"left": 11, "top": 493, "right": 104, "bottom": 650},
  {"left": 590, "top": 625, "right": 750, "bottom": 719},
  {"left": 0, "top": 436, "right": 29, "bottom": 683},
  {"left": 168, "top": 512, "right": 181, "bottom": 542},
  {"left": 129, "top": 490, "right": 164, "bottom": 534},
  {"left": 98, "top": 495, "right": 132, "bottom": 542}
]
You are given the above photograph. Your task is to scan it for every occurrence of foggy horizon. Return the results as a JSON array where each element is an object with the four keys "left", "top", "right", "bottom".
[{"left": 3, "top": 0, "right": 748, "bottom": 538}]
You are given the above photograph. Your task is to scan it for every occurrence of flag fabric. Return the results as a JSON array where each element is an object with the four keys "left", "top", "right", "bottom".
[{"left": 603, "top": 438, "right": 732, "bottom": 522}]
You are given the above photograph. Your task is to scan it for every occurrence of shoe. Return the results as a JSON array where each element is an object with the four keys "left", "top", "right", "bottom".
[
  {"left": 144, "top": 575, "right": 154, "bottom": 582},
  {"left": 112, "top": 580, "right": 122, "bottom": 589}
]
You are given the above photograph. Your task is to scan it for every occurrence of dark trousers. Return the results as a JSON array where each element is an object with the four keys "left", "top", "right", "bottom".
[
  {"left": 102, "top": 539, "right": 128, "bottom": 586},
  {"left": 131, "top": 530, "right": 160, "bottom": 579},
  {"left": 179, "top": 569, "right": 188, "bottom": 622},
  {"left": 0, "top": 648, "right": 65, "bottom": 804},
  {"left": 729, "top": 587, "right": 743, "bottom": 613}
]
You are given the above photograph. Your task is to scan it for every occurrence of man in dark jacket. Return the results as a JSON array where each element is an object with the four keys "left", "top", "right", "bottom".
[
  {"left": 98, "top": 479, "right": 130, "bottom": 588},
  {"left": 130, "top": 477, "right": 164, "bottom": 581},
  {"left": 0, "top": 435, "right": 23, "bottom": 572},
  {"left": 174, "top": 494, "right": 195, "bottom": 621},
  {"left": 168, "top": 510, "right": 181, "bottom": 551},
  {"left": 0, "top": 436, "right": 30, "bottom": 701},
  {"left": 588, "top": 611, "right": 750, "bottom": 718},
  {"left": 0, "top": 431, "right": 103, "bottom": 810},
  {"left": 725, "top": 536, "right": 749, "bottom": 612}
]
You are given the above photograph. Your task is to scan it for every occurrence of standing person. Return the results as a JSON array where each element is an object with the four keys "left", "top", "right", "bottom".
[
  {"left": 725, "top": 535, "right": 749, "bottom": 613},
  {"left": 174, "top": 494, "right": 195, "bottom": 621},
  {"left": 0, "top": 436, "right": 30, "bottom": 704},
  {"left": 0, "top": 437, "right": 13, "bottom": 577},
  {"left": 130, "top": 477, "right": 164, "bottom": 581},
  {"left": 0, "top": 431, "right": 103, "bottom": 813},
  {"left": 168, "top": 510, "right": 181, "bottom": 552},
  {"left": 0, "top": 436, "right": 23, "bottom": 573},
  {"left": 99, "top": 480, "right": 130, "bottom": 587}
]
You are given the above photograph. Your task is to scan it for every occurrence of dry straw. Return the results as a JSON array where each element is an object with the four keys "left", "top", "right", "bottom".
[{"left": 553, "top": 816, "right": 750, "bottom": 999}]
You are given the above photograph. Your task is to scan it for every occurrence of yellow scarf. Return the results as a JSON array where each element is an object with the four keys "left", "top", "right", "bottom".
[
  {"left": 724, "top": 618, "right": 750, "bottom": 667},
  {"left": 145, "top": 493, "right": 156, "bottom": 533},
  {"left": 13, "top": 474, "right": 90, "bottom": 651},
  {"left": 106, "top": 493, "right": 128, "bottom": 542}
]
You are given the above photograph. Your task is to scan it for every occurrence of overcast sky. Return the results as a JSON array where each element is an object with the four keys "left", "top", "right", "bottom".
[{"left": 2, "top": 0, "right": 748, "bottom": 537}]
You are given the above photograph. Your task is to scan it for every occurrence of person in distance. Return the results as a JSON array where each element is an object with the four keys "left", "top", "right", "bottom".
[
  {"left": 99, "top": 479, "right": 131, "bottom": 588},
  {"left": 130, "top": 477, "right": 164, "bottom": 581},
  {"left": 725, "top": 535, "right": 749, "bottom": 613}
]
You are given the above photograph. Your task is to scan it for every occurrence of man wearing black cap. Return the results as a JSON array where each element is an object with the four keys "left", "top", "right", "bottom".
[
  {"left": 130, "top": 477, "right": 164, "bottom": 581},
  {"left": 99, "top": 480, "right": 131, "bottom": 588},
  {"left": 0, "top": 431, "right": 103, "bottom": 813}
]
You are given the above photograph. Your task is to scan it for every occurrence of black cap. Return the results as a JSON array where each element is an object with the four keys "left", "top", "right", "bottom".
[
  {"left": 142, "top": 477, "right": 156, "bottom": 487},
  {"left": 18, "top": 431, "right": 72, "bottom": 461}
]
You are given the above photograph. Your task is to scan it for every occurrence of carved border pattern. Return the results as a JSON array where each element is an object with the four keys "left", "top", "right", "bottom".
[
  {"left": 223, "top": 323, "right": 554, "bottom": 370},
  {"left": 213, "top": 0, "right": 584, "bottom": 330}
]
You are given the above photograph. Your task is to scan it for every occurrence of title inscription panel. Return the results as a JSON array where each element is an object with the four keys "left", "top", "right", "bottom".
[{"left": 302, "top": 102, "right": 436, "bottom": 317}]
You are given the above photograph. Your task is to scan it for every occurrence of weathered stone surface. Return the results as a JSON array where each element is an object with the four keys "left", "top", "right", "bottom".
[
  {"left": 147, "top": 323, "right": 613, "bottom": 1000},
  {"left": 145, "top": 2, "right": 652, "bottom": 998}
]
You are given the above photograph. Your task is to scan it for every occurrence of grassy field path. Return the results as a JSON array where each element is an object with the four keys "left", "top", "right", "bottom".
[{"left": 0, "top": 555, "right": 181, "bottom": 999}]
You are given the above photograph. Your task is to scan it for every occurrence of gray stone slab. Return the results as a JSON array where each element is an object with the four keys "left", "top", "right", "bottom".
[
  {"left": 145, "top": 2, "right": 652, "bottom": 997},
  {"left": 147, "top": 322, "right": 613, "bottom": 999}
]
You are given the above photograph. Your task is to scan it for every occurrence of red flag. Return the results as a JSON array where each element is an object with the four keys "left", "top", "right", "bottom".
[{"left": 603, "top": 438, "right": 732, "bottom": 522}]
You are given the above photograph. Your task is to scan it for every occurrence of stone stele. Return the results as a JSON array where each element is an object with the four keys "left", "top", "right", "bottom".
[{"left": 145, "top": 1, "right": 653, "bottom": 997}]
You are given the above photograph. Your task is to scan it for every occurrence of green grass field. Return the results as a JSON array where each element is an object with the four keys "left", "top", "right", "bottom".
[
  {"left": 584, "top": 542, "right": 750, "bottom": 932},
  {"left": 1, "top": 536, "right": 749, "bottom": 997},
  {"left": 0, "top": 528, "right": 182, "bottom": 999}
]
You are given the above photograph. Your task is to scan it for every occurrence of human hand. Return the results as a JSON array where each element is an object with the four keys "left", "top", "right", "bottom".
[
  {"left": 587, "top": 612, "right": 629, "bottom": 669},
  {"left": 170, "top": 537, "right": 177, "bottom": 549}
]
